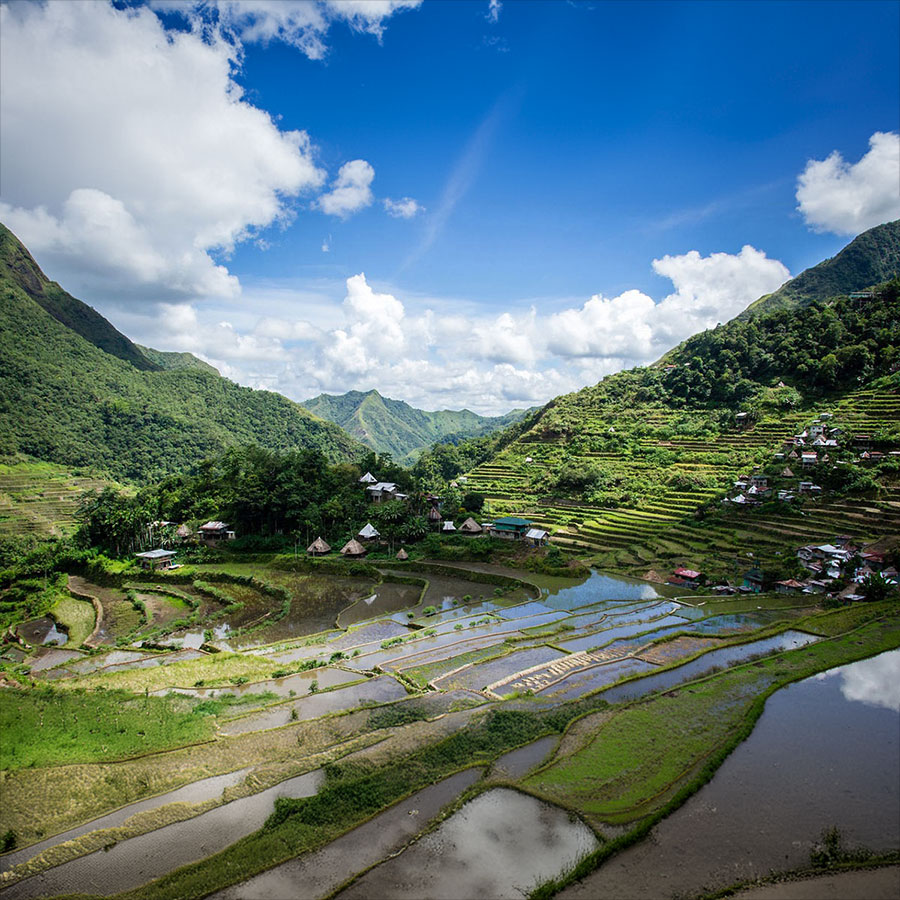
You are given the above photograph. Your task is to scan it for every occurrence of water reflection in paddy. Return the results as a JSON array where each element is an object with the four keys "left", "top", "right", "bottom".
[
  {"left": 3, "top": 770, "right": 325, "bottom": 900},
  {"left": 560, "top": 649, "right": 900, "bottom": 900},
  {"left": 337, "top": 788, "right": 599, "bottom": 899}
]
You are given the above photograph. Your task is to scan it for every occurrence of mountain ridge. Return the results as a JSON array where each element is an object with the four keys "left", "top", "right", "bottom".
[{"left": 301, "top": 388, "right": 533, "bottom": 464}]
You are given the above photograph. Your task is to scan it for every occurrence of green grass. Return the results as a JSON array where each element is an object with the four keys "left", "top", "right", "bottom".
[
  {"left": 0, "top": 687, "right": 217, "bottom": 769},
  {"left": 50, "top": 595, "right": 95, "bottom": 646}
]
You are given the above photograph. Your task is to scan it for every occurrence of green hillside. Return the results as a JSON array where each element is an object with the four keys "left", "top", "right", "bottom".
[
  {"left": 0, "top": 224, "right": 365, "bottom": 484},
  {"left": 136, "top": 344, "right": 220, "bottom": 375},
  {"left": 301, "top": 388, "right": 531, "bottom": 464},
  {"left": 741, "top": 218, "right": 900, "bottom": 317},
  {"left": 460, "top": 240, "right": 900, "bottom": 581}
]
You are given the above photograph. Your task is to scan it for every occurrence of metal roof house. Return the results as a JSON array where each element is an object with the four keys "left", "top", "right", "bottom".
[
  {"left": 525, "top": 528, "right": 549, "bottom": 546},
  {"left": 358, "top": 523, "right": 380, "bottom": 541},
  {"left": 135, "top": 549, "right": 176, "bottom": 571},
  {"left": 488, "top": 517, "right": 532, "bottom": 540}
]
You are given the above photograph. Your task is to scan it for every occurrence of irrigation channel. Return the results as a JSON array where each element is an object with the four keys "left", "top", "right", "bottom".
[{"left": 2, "top": 565, "right": 893, "bottom": 899}]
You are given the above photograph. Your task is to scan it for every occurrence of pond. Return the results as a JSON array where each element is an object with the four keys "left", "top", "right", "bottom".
[
  {"left": 559, "top": 649, "right": 900, "bottom": 900},
  {"left": 336, "top": 787, "right": 599, "bottom": 899},
  {"left": 336, "top": 582, "right": 422, "bottom": 628}
]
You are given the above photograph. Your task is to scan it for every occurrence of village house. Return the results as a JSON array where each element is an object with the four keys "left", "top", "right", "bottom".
[
  {"left": 357, "top": 523, "right": 380, "bottom": 542},
  {"left": 135, "top": 549, "right": 176, "bottom": 571},
  {"left": 396, "top": 548, "right": 409, "bottom": 561},
  {"left": 742, "top": 568, "right": 764, "bottom": 593},
  {"left": 798, "top": 481, "right": 822, "bottom": 495},
  {"left": 488, "top": 517, "right": 532, "bottom": 540},
  {"left": 307, "top": 537, "right": 331, "bottom": 556},
  {"left": 459, "top": 517, "right": 483, "bottom": 536},
  {"left": 442, "top": 520, "right": 457, "bottom": 533},
  {"left": 749, "top": 475, "right": 768, "bottom": 490},
  {"left": 427, "top": 506, "right": 442, "bottom": 528},
  {"left": 801, "top": 451, "right": 818, "bottom": 468},
  {"left": 525, "top": 527, "right": 550, "bottom": 546},
  {"left": 775, "top": 579, "right": 805, "bottom": 595},
  {"left": 667, "top": 566, "right": 702, "bottom": 589},
  {"left": 358, "top": 471, "right": 377, "bottom": 484},
  {"left": 366, "top": 482, "right": 407, "bottom": 504},
  {"left": 197, "top": 521, "right": 235, "bottom": 545},
  {"left": 340, "top": 539, "right": 367, "bottom": 558}
]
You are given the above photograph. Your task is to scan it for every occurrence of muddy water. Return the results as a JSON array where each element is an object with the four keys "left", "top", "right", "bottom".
[
  {"left": 336, "top": 582, "right": 422, "bottom": 628},
  {"left": 1, "top": 768, "right": 251, "bottom": 872},
  {"left": 600, "top": 629, "right": 819, "bottom": 704},
  {"left": 16, "top": 617, "right": 67, "bottom": 646},
  {"left": 492, "top": 736, "right": 558, "bottom": 779},
  {"left": 555, "top": 613, "right": 687, "bottom": 652},
  {"left": 219, "top": 675, "right": 408, "bottom": 735},
  {"left": 434, "top": 646, "right": 567, "bottom": 692},
  {"left": 337, "top": 787, "right": 599, "bottom": 899},
  {"left": 3, "top": 770, "right": 325, "bottom": 899},
  {"left": 539, "top": 657, "right": 659, "bottom": 701},
  {"left": 560, "top": 649, "right": 900, "bottom": 900},
  {"left": 158, "top": 666, "right": 358, "bottom": 698},
  {"left": 213, "top": 768, "right": 483, "bottom": 900},
  {"left": 27, "top": 648, "right": 82, "bottom": 672}
]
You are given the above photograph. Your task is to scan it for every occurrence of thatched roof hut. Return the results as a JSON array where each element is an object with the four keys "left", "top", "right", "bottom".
[
  {"left": 459, "top": 517, "right": 483, "bottom": 535},
  {"left": 176, "top": 524, "right": 191, "bottom": 539},
  {"left": 427, "top": 506, "right": 441, "bottom": 523},
  {"left": 396, "top": 548, "right": 409, "bottom": 561},
  {"left": 340, "top": 539, "right": 367, "bottom": 558},
  {"left": 307, "top": 536, "right": 331, "bottom": 556}
]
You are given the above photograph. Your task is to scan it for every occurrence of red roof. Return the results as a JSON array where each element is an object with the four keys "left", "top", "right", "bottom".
[{"left": 674, "top": 567, "right": 701, "bottom": 580}]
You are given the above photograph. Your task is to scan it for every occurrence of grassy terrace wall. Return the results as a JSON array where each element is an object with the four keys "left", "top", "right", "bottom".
[{"left": 465, "top": 386, "right": 899, "bottom": 578}]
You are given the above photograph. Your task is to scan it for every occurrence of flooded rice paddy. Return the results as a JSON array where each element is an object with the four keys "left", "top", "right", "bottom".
[
  {"left": 2, "top": 769, "right": 325, "bottom": 899},
  {"left": 15, "top": 617, "right": 68, "bottom": 646},
  {"left": 336, "top": 788, "right": 599, "bottom": 899},
  {"left": 1, "top": 768, "right": 251, "bottom": 872},
  {"left": 218, "top": 675, "right": 408, "bottom": 735},
  {"left": 213, "top": 769, "right": 483, "bottom": 900},
  {"left": 560, "top": 649, "right": 900, "bottom": 900}
]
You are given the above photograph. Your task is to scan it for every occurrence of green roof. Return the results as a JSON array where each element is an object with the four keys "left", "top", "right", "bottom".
[{"left": 492, "top": 517, "right": 531, "bottom": 527}]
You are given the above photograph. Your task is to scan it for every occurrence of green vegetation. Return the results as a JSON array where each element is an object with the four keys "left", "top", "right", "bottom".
[
  {"left": 0, "top": 687, "right": 217, "bottom": 769},
  {"left": 50, "top": 594, "right": 95, "bottom": 646},
  {"left": 0, "top": 223, "right": 364, "bottom": 484},
  {"left": 301, "top": 388, "right": 532, "bottom": 465}
]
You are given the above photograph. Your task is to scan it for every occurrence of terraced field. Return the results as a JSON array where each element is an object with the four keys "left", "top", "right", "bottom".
[
  {"left": 466, "top": 386, "right": 899, "bottom": 576},
  {"left": 0, "top": 461, "right": 113, "bottom": 539},
  {"left": 2, "top": 556, "right": 897, "bottom": 900}
]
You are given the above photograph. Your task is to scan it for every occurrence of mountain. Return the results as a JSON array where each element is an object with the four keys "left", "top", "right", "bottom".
[
  {"left": 742, "top": 219, "right": 900, "bottom": 317},
  {"left": 136, "top": 344, "right": 220, "bottom": 375},
  {"left": 301, "top": 389, "right": 533, "bottom": 464},
  {"left": 457, "top": 226, "right": 899, "bottom": 581},
  {"left": 0, "top": 223, "right": 365, "bottom": 483}
]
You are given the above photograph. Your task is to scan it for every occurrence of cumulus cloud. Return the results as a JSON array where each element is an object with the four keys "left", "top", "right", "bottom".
[
  {"left": 119, "top": 245, "right": 790, "bottom": 415},
  {"left": 0, "top": 0, "right": 326, "bottom": 302},
  {"left": 156, "top": 0, "right": 422, "bottom": 60},
  {"left": 317, "top": 160, "right": 375, "bottom": 218},
  {"left": 383, "top": 197, "right": 424, "bottom": 218},
  {"left": 796, "top": 131, "right": 900, "bottom": 235}
]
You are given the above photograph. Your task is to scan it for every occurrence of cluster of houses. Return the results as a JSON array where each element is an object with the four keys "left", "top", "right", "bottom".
[{"left": 654, "top": 535, "right": 896, "bottom": 600}]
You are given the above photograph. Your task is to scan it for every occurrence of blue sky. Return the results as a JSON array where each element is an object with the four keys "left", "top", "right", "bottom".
[{"left": 1, "top": 0, "right": 899, "bottom": 412}]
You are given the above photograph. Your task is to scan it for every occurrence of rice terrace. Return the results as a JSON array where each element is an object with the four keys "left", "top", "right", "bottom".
[{"left": 1, "top": 1, "right": 900, "bottom": 899}]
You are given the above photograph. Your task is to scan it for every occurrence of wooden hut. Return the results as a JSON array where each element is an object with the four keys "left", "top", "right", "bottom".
[
  {"left": 396, "top": 548, "right": 409, "bottom": 561},
  {"left": 307, "top": 536, "right": 331, "bottom": 556},
  {"left": 459, "top": 517, "right": 483, "bottom": 535},
  {"left": 340, "top": 539, "right": 367, "bottom": 558}
]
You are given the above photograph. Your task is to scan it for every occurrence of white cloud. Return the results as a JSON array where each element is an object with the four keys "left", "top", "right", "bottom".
[
  {"left": 486, "top": 0, "right": 502, "bottom": 24},
  {"left": 383, "top": 197, "right": 424, "bottom": 218},
  {"left": 117, "top": 246, "right": 791, "bottom": 415},
  {"left": 0, "top": 0, "right": 325, "bottom": 303},
  {"left": 796, "top": 131, "right": 900, "bottom": 235},
  {"left": 155, "top": 0, "right": 422, "bottom": 60},
  {"left": 317, "top": 160, "right": 375, "bottom": 218}
]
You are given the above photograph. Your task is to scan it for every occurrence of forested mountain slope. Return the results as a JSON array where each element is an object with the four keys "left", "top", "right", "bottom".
[
  {"left": 454, "top": 226, "right": 900, "bottom": 581},
  {"left": 741, "top": 218, "right": 900, "bottom": 317},
  {"left": 0, "top": 225, "right": 365, "bottom": 483},
  {"left": 301, "top": 388, "right": 531, "bottom": 464}
]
